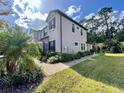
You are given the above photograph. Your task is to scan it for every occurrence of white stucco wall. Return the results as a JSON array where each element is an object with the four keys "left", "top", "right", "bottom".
[
  {"left": 45, "top": 12, "right": 61, "bottom": 52},
  {"left": 61, "top": 15, "right": 87, "bottom": 53},
  {"left": 38, "top": 11, "right": 88, "bottom": 53}
]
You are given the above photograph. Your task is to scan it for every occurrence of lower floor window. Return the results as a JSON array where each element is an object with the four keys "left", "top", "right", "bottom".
[
  {"left": 49, "top": 40, "right": 55, "bottom": 52},
  {"left": 43, "top": 40, "right": 56, "bottom": 52},
  {"left": 81, "top": 43, "right": 85, "bottom": 51}
]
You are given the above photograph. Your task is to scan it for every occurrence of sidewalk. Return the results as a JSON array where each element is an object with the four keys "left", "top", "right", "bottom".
[{"left": 35, "top": 54, "right": 97, "bottom": 77}]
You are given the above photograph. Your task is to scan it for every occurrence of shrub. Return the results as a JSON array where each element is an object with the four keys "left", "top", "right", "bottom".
[
  {"left": 46, "top": 52, "right": 57, "bottom": 58},
  {"left": 41, "top": 52, "right": 58, "bottom": 62},
  {"left": 47, "top": 55, "right": 60, "bottom": 64},
  {"left": 110, "top": 46, "right": 121, "bottom": 53},
  {"left": 41, "top": 56, "right": 47, "bottom": 62},
  {"left": 0, "top": 68, "right": 43, "bottom": 87},
  {"left": 77, "top": 51, "right": 85, "bottom": 57},
  {"left": 59, "top": 53, "right": 74, "bottom": 62},
  {"left": 105, "top": 39, "right": 122, "bottom": 53},
  {"left": 84, "top": 51, "right": 91, "bottom": 56},
  {"left": 90, "top": 49, "right": 95, "bottom": 54},
  {"left": 44, "top": 51, "right": 93, "bottom": 64},
  {"left": 73, "top": 53, "right": 82, "bottom": 59}
]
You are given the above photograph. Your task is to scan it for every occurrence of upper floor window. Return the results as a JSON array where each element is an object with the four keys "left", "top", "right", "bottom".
[
  {"left": 77, "top": 26, "right": 79, "bottom": 30},
  {"left": 81, "top": 29, "right": 83, "bottom": 36},
  {"left": 49, "top": 17, "right": 56, "bottom": 30},
  {"left": 72, "top": 24, "right": 75, "bottom": 32},
  {"left": 75, "top": 42, "right": 78, "bottom": 46},
  {"left": 43, "top": 27, "right": 48, "bottom": 37}
]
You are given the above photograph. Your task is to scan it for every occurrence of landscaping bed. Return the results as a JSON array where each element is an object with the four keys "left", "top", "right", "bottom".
[
  {"left": 0, "top": 62, "right": 43, "bottom": 93},
  {"left": 41, "top": 51, "right": 93, "bottom": 64},
  {"left": 0, "top": 82, "right": 40, "bottom": 93},
  {"left": 0, "top": 28, "right": 44, "bottom": 93}
]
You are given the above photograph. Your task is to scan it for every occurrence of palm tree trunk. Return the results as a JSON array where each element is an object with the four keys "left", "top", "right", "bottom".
[
  {"left": 6, "top": 57, "right": 16, "bottom": 73},
  {"left": 6, "top": 60, "right": 10, "bottom": 73}
]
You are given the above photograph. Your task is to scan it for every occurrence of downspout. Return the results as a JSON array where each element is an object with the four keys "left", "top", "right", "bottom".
[{"left": 60, "top": 15, "right": 62, "bottom": 53}]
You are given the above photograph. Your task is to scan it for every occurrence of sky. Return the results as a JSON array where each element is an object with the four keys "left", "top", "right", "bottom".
[{"left": 1, "top": 0, "right": 124, "bottom": 30}]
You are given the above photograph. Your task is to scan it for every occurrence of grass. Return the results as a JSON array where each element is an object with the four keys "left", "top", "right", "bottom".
[
  {"left": 105, "top": 53, "right": 124, "bottom": 57},
  {"left": 33, "top": 55, "right": 124, "bottom": 93}
]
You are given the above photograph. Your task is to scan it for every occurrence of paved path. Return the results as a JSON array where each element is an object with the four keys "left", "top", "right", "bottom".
[{"left": 35, "top": 55, "right": 96, "bottom": 77}]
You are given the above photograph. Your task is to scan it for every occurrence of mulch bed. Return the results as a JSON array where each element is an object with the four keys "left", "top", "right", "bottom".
[{"left": 0, "top": 80, "right": 42, "bottom": 93}]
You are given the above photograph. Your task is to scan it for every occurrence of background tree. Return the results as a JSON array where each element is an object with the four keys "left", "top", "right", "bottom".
[
  {"left": 81, "top": 7, "right": 124, "bottom": 53},
  {"left": 82, "top": 7, "right": 122, "bottom": 43},
  {"left": 99, "top": 7, "right": 113, "bottom": 37},
  {"left": 81, "top": 15, "right": 101, "bottom": 44},
  {"left": 116, "top": 28, "right": 124, "bottom": 42},
  {"left": 98, "top": 7, "right": 121, "bottom": 40}
]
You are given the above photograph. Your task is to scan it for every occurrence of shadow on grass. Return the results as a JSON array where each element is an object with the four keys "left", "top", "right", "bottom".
[{"left": 70, "top": 55, "right": 124, "bottom": 90}]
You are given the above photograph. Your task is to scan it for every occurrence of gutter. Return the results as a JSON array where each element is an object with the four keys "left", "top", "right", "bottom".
[{"left": 60, "top": 15, "right": 62, "bottom": 53}]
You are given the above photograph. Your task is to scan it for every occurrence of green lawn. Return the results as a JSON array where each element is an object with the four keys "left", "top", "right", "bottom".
[{"left": 33, "top": 55, "right": 124, "bottom": 93}]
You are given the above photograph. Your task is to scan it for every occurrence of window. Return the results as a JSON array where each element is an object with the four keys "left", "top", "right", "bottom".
[
  {"left": 81, "top": 43, "right": 83, "bottom": 50},
  {"left": 77, "top": 26, "right": 79, "bottom": 29},
  {"left": 81, "top": 29, "right": 83, "bottom": 36},
  {"left": 75, "top": 42, "right": 78, "bottom": 46},
  {"left": 84, "top": 44, "right": 85, "bottom": 50},
  {"left": 72, "top": 24, "right": 75, "bottom": 32},
  {"left": 43, "top": 42, "right": 49, "bottom": 52},
  {"left": 49, "top": 17, "right": 56, "bottom": 30},
  {"left": 49, "top": 40, "right": 55, "bottom": 52},
  {"left": 81, "top": 43, "right": 85, "bottom": 50},
  {"left": 43, "top": 27, "right": 48, "bottom": 37}
]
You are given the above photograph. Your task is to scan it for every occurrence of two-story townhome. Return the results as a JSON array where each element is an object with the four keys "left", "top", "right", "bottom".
[{"left": 31, "top": 9, "right": 92, "bottom": 53}]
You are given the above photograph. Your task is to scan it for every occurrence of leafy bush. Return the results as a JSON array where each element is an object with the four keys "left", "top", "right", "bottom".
[
  {"left": 77, "top": 52, "right": 85, "bottom": 57},
  {"left": 59, "top": 53, "right": 74, "bottom": 62},
  {"left": 46, "top": 52, "right": 57, "bottom": 58},
  {"left": 0, "top": 68, "right": 43, "bottom": 87},
  {"left": 47, "top": 55, "right": 60, "bottom": 64},
  {"left": 41, "top": 56, "right": 47, "bottom": 62},
  {"left": 84, "top": 51, "right": 91, "bottom": 56},
  {"left": 105, "top": 39, "right": 122, "bottom": 53},
  {"left": 45, "top": 51, "right": 93, "bottom": 64},
  {"left": 73, "top": 53, "right": 82, "bottom": 59}
]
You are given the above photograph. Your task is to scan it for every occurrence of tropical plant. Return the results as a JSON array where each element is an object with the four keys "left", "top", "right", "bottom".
[{"left": 0, "top": 27, "right": 41, "bottom": 73}]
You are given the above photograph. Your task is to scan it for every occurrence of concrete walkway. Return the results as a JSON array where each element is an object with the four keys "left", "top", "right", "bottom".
[{"left": 35, "top": 54, "right": 96, "bottom": 77}]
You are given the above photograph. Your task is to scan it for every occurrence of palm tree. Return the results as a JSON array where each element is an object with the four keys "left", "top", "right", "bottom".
[{"left": 0, "top": 27, "right": 41, "bottom": 73}]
